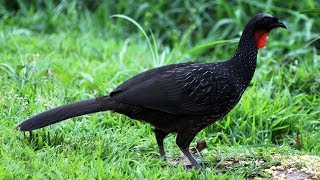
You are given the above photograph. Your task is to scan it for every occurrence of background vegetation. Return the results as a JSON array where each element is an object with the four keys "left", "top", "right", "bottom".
[{"left": 0, "top": 0, "right": 319, "bottom": 179}]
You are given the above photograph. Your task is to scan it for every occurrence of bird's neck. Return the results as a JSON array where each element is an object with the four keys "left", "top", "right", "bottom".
[{"left": 229, "top": 27, "right": 258, "bottom": 86}]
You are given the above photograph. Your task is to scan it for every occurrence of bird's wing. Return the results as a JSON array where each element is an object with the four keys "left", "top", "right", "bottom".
[{"left": 110, "top": 63, "right": 239, "bottom": 115}]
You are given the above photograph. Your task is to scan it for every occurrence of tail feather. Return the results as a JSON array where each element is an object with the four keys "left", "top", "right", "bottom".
[{"left": 17, "top": 96, "right": 113, "bottom": 131}]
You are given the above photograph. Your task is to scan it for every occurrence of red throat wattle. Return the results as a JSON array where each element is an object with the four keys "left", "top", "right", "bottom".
[{"left": 254, "top": 30, "right": 268, "bottom": 48}]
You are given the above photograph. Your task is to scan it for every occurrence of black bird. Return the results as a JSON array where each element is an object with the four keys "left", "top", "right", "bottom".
[{"left": 17, "top": 13, "right": 286, "bottom": 169}]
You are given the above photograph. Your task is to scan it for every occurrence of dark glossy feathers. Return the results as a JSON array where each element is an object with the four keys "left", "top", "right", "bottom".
[{"left": 110, "top": 62, "right": 241, "bottom": 115}]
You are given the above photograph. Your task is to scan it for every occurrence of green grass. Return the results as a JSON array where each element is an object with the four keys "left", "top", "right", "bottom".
[{"left": 0, "top": 0, "right": 320, "bottom": 179}]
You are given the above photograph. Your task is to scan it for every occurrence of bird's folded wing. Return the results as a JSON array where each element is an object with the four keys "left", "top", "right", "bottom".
[{"left": 110, "top": 64, "right": 238, "bottom": 115}]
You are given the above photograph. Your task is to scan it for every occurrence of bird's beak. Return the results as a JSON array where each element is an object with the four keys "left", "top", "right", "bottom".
[
  {"left": 272, "top": 20, "right": 287, "bottom": 30},
  {"left": 277, "top": 21, "right": 287, "bottom": 29}
]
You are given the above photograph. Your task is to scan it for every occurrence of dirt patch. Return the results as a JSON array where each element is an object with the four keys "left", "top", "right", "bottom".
[
  {"left": 169, "top": 140, "right": 320, "bottom": 179},
  {"left": 264, "top": 155, "right": 320, "bottom": 179}
]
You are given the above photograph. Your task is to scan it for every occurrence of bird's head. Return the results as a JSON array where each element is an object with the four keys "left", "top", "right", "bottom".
[{"left": 246, "top": 13, "right": 287, "bottom": 48}]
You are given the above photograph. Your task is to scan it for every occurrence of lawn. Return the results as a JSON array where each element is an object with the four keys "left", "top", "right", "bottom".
[{"left": 0, "top": 0, "right": 319, "bottom": 179}]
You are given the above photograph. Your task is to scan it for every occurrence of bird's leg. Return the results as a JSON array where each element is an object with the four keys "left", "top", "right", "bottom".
[
  {"left": 176, "top": 132, "right": 203, "bottom": 170},
  {"left": 154, "top": 128, "right": 169, "bottom": 159}
]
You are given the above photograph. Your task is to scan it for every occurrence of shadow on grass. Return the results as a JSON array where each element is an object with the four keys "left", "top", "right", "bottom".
[{"left": 19, "top": 130, "right": 65, "bottom": 151}]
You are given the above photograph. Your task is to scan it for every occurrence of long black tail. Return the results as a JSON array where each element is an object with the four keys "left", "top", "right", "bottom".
[{"left": 17, "top": 96, "right": 114, "bottom": 131}]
